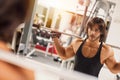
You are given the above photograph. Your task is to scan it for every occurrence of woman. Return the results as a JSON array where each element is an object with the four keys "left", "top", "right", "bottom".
[
  {"left": 0, "top": 0, "right": 34, "bottom": 80},
  {"left": 52, "top": 17, "right": 120, "bottom": 77}
]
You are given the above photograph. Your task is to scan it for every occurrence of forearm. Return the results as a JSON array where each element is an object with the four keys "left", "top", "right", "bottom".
[
  {"left": 52, "top": 38, "right": 66, "bottom": 57},
  {"left": 112, "top": 63, "right": 120, "bottom": 74}
]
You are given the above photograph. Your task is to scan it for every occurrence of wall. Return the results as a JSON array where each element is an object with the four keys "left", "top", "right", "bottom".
[{"left": 106, "top": 0, "right": 120, "bottom": 47}]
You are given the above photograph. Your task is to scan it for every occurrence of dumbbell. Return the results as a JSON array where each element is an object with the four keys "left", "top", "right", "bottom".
[
  {"left": 40, "top": 30, "right": 47, "bottom": 38},
  {"left": 45, "top": 32, "right": 51, "bottom": 39}
]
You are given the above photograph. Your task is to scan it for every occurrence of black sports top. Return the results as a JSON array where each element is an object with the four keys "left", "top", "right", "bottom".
[{"left": 74, "top": 39, "right": 103, "bottom": 77}]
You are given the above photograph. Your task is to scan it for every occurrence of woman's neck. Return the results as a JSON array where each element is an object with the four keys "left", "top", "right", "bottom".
[{"left": 86, "top": 38, "right": 100, "bottom": 45}]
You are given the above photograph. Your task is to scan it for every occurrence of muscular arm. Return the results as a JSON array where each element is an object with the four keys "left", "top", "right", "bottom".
[
  {"left": 104, "top": 46, "right": 120, "bottom": 74},
  {"left": 53, "top": 38, "right": 76, "bottom": 60}
]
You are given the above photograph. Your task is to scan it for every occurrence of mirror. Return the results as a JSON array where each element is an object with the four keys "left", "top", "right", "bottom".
[
  {"left": 15, "top": 0, "right": 120, "bottom": 79},
  {"left": 29, "top": 0, "right": 116, "bottom": 67}
]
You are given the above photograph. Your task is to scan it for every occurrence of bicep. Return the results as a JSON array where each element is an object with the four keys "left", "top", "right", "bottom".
[
  {"left": 105, "top": 56, "right": 116, "bottom": 68},
  {"left": 104, "top": 48, "right": 117, "bottom": 72},
  {"left": 61, "top": 38, "right": 81, "bottom": 59},
  {"left": 63, "top": 45, "right": 75, "bottom": 59}
]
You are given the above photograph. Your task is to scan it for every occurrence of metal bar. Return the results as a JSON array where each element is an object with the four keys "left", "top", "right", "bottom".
[
  {"left": 107, "top": 44, "right": 120, "bottom": 50},
  {"left": 18, "top": 0, "right": 37, "bottom": 55},
  {"left": 79, "top": 4, "right": 89, "bottom": 36},
  {"left": 86, "top": 0, "right": 98, "bottom": 22},
  {"left": 41, "top": 27, "right": 82, "bottom": 38},
  {"left": 41, "top": 27, "right": 120, "bottom": 50}
]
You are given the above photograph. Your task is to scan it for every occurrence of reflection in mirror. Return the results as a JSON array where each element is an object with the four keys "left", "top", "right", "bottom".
[
  {"left": 30, "top": 0, "right": 116, "bottom": 71},
  {"left": 16, "top": 0, "right": 120, "bottom": 80},
  {"left": 93, "top": 0, "right": 116, "bottom": 41}
]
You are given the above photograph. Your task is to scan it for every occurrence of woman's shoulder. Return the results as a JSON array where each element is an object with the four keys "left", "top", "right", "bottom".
[
  {"left": 102, "top": 43, "right": 113, "bottom": 51},
  {"left": 101, "top": 43, "right": 114, "bottom": 58},
  {"left": 73, "top": 38, "right": 83, "bottom": 42},
  {"left": 71, "top": 38, "right": 83, "bottom": 46}
]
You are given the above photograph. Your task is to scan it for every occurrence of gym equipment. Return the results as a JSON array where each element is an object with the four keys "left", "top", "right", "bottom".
[
  {"left": 50, "top": 31, "right": 61, "bottom": 38},
  {"left": 41, "top": 27, "right": 120, "bottom": 50},
  {"left": 32, "top": 29, "right": 39, "bottom": 44},
  {"left": 116, "top": 75, "right": 120, "bottom": 80},
  {"left": 33, "top": 23, "right": 40, "bottom": 29},
  {"left": 38, "top": 39, "right": 48, "bottom": 47},
  {"left": 38, "top": 29, "right": 51, "bottom": 39},
  {"left": 26, "top": 34, "right": 54, "bottom": 58},
  {"left": 41, "top": 27, "right": 81, "bottom": 38},
  {"left": 40, "top": 30, "right": 47, "bottom": 38},
  {"left": 53, "top": 57, "right": 62, "bottom": 63},
  {"left": 26, "top": 26, "right": 120, "bottom": 59},
  {"left": 45, "top": 32, "right": 51, "bottom": 39}
]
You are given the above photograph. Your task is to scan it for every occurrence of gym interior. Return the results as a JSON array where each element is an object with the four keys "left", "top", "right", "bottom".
[{"left": 1, "top": 0, "right": 120, "bottom": 80}]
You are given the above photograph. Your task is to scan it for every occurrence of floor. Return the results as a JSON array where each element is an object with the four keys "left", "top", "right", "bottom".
[
  {"left": 23, "top": 50, "right": 98, "bottom": 80},
  {"left": 27, "top": 50, "right": 61, "bottom": 68}
]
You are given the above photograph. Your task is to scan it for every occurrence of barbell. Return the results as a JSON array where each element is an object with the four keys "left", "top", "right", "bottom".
[
  {"left": 40, "top": 27, "right": 120, "bottom": 50},
  {"left": 40, "top": 27, "right": 81, "bottom": 38}
]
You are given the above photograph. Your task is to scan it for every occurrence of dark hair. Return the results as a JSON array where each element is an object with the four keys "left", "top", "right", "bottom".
[
  {"left": 86, "top": 17, "right": 106, "bottom": 42},
  {"left": 0, "top": 0, "right": 30, "bottom": 42}
]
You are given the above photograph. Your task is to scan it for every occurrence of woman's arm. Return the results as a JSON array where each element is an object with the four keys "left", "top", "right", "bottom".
[{"left": 53, "top": 38, "right": 75, "bottom": 60}]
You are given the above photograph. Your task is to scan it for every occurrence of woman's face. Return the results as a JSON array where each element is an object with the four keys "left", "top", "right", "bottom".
[{"left": 87, "top": 24, "right": 101, "bottom": 42}]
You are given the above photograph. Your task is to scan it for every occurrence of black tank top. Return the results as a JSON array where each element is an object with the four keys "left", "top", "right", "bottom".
[{"left": 74, "top": 39, "right": 103, "bottom": 77}]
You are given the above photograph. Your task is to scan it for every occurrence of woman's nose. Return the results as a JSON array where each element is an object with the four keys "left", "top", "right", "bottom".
[{"left": 91, "top": 30, "right": 95, "bottom": 34}]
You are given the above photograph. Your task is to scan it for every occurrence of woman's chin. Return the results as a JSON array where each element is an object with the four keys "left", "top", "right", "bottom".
[{"left": 89, "top": 37, "right": 96, "bottom": 41}]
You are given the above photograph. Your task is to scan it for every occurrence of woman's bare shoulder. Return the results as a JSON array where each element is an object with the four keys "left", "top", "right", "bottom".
[
  {"left": 101, "top": 43, "right": 114, "bottom": 64},
  {"left": 101, "top": 43, "right": 114, "bottom": 59},
  {"left": 73, "top": 38, "right": 83, "bottom": 43},
  {"left": 102, "top": 43, "right": 113, "bottom": 52},
  {"left": 70, "top": 38, "right": 83, "bottom": 47}
]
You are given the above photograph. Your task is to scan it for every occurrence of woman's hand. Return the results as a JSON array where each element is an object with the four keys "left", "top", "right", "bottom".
[{"left": 50, "top": 31, "right": 61, "bottom": 38}]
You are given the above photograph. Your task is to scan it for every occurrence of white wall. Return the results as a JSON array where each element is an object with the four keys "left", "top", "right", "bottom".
[
  {"left": 106, "top": 0, "right": 120, "bottom": 47},
  {"left": 59, "top": 12, "right": 72, "bottom": 31}
]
